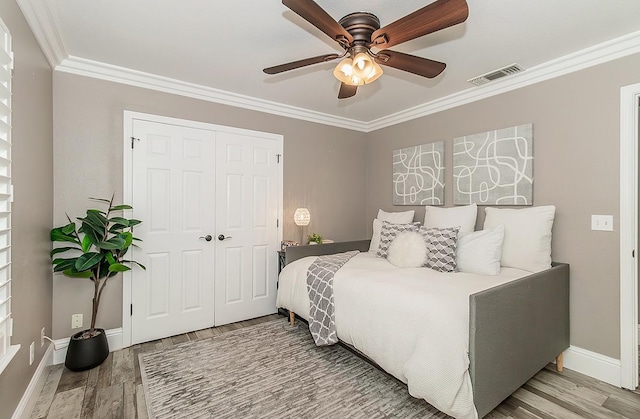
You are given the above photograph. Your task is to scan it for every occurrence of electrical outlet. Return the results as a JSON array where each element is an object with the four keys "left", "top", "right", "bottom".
[
  {"left": 71, "top": 313, "right": 83, "bottom": 329},
  {"left": 591, "top": 215, "right": 614, "bottom": 231},
  {"left": 29, "top": 342, "right": 34, "bottom": 365},
  {"left": 41, "top": 327, "right": 45, "bottom": 347}
]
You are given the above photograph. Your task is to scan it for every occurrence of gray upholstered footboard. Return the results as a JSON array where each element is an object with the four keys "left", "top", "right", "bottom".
[{"left": 469, "top": 262, "right": 570, "bottom": 418}]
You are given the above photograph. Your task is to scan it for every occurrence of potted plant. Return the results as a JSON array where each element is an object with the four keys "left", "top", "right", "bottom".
[
  {"left": 308, "top": 233, "right": 323, "bottom": 245},
  {"left": 50, "top": 195, "right": 145, "bottom": 371}
]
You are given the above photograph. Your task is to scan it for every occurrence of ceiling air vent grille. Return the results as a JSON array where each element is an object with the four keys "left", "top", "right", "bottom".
[{"left": 467, "top": 63, "right": 525, "bottom": 86}]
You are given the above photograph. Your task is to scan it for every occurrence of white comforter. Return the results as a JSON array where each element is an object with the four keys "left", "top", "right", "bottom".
[{"left": 276, "top": 252, "right": 530, "bottom": 419}]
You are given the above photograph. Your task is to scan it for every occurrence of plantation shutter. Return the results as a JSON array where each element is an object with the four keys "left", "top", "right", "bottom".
[{"left": 0, "top": 17, "right": 15, "bottom": 372}]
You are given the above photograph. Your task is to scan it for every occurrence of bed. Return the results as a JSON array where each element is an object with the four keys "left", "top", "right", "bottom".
[{"left": 276, "top": 239, "right": 569, "bottom": 419}]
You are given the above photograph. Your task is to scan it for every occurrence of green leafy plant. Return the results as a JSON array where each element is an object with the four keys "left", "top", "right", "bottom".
[
  {"left": 50, "top": 195, "right": 145, "bottom": 338},
  {"left": 308, "top": 233, "right": 323, "bottom": 245}
]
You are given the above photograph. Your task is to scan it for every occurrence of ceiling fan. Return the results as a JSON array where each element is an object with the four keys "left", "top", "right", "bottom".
[{"left": 263, "top": 0, "right": 469, "bottom": 99}]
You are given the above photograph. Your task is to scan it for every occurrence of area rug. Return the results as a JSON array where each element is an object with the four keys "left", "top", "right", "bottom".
[{"left": 139, "top": 318, "right": 448, "bottom": 418}]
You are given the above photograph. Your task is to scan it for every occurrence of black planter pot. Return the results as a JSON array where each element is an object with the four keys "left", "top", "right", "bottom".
[{"left": 65, "top": 328, "right": 109, "bottom": 371}]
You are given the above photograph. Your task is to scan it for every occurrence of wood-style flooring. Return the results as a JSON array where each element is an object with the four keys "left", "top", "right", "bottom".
[{"left": 31, "top": 313, "right": 640, "bottom": 418}]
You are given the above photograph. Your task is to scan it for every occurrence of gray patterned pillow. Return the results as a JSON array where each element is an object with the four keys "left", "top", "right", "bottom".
[
  {"left": 419, "top": 226, "right": 460, "bottom": 272},
  {"left": 377, "top": 221, "right": 420, "bottom": 258}
]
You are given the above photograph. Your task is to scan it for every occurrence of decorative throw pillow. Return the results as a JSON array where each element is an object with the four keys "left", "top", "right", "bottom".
[
  {"left": 418, "top": 226, "right": 460, "bottom": 272},
  {"left": 376, "top": 221, "right": 420, "bottom": 258},
  {"left": 368, "top": 209, "right": 416, "bottom": 252},
  {"left": 456, "top": 225, "right": 505, "bottom": 275},
  {"left": 387, "top": 231, "right": 428, "bottom": 268},
  {"left": 424, "top": 204, "right": 477, "bottom": 234},
  {"left": 484, "top": 206, "right": 555, "bottom": 273}
]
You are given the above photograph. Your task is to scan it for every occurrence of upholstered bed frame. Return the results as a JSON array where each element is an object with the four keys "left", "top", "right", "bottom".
[{"left": 282, "top": 240, "right": 570, "bottom": 418}]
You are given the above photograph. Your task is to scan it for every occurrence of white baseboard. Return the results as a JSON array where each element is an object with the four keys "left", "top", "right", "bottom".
[
  {"left": 12, "top": 343, "right": 54, "bottom": 419},
  {"left": 561, "top": 345, "right": 621, "bottom": 387},
  {"left": 52, "top": 328, "right": 124, "bottom": 365}
]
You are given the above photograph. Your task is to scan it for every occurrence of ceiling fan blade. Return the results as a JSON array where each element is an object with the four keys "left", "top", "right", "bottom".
[
  {"left": 282, "top": 0, "right": 353, "bottom": 47},
  {"left": 375, "top": 50, "right": 446, "bottom": 78},
  {"left": 370, "top": 0, "right": 469, "bottom": 49},
  {"left": 263, "top": 53, "right": 340, "bottom": 74},
  {"left": 338, "top": 83, "right": 357, "bottom": 99}
]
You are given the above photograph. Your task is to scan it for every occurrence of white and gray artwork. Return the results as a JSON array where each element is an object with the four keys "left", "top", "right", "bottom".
[
  {"left": 393, "top": 141, "right": 444, "bottom": 206},
  {"left": 453, "top": 123, "right": 533, "bottom": 205}
]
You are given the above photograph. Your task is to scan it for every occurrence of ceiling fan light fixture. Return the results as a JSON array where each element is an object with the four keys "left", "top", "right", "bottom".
[{"left": 334, "top": 55, "right": 376, "bottom": 86}]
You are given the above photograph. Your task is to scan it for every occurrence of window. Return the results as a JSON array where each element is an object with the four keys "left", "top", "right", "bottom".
[{"left": 0, "top": 17, "right": 16, "bottom": 374}]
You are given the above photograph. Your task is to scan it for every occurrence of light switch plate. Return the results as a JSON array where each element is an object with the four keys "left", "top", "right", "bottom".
[{"left": 591, "top": 215, "right": 613, "bottom": 231}]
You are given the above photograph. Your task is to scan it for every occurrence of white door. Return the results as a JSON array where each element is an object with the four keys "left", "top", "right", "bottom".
[
  {"left": 214, "top": 132, "right": 280, "bottom": 325},
  {"left": 130, "top": 120, "right": 216, "bottom": 344},
  {"left": 128, "top": 117, "right": 281, "bottom": 344}
]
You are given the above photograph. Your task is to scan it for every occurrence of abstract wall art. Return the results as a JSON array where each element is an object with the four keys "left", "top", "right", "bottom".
[
  {"left": 393, "top": 141, "right": 444, "bottom": 206},
  {"left": 453, "top": 123, "right": 533, "bottom": 205}
]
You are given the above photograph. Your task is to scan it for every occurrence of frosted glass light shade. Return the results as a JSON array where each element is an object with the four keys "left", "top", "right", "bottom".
[
  {"left": 352, "top": 52, "right": 374, "bottom": 79},
  {"left": 294, "top": 208, "right": 310, "bottom": 226},
  {"left": 333, "top": 57, "right": 364, "bottom": 86},
  {"left": 364, "top": 62, "right": 383, "bottom": 84}
]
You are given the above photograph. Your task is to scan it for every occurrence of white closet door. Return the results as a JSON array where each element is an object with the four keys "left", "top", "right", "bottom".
[
  {"left": 214, "top": 132, "right": 280, "bottom": 325},
  {"left": 130, "top": 120, "right": 216, "bottom": 344}
]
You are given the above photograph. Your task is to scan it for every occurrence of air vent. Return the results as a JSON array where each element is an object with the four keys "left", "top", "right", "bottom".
[{"left": 467, "top": 63, "right": 525, "bottom": 86}]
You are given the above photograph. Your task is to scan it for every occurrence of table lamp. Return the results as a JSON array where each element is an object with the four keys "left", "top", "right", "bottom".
[{"left": 294, "top": 208, "right": 310, "bottom": 244}]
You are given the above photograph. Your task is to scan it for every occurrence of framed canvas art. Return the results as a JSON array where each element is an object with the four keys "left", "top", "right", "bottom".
[
  {"left": 453, "top": 124, "right": 533, "bottom": 205},
  {"left": 393, "top": 141, "right": 444, "bottom": 205}
]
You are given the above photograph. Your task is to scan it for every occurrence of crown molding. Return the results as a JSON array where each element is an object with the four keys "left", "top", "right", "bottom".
[
  {"left": 56, "top": 56, "right": 369, "bottom": 132},
  {"left": 16, "top": 0, "right": 67, "bottom": 68},
  {"left": 24, "top": 0, "right": 640, "bottom": 134},
  {"left": 366, "top": 30, "right": 640, "bottom": 132}
]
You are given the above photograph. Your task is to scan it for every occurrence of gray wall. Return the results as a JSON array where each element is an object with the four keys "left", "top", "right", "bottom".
[
  {"left": 52, "top": 72, "right": 367, "bottom": 338},
  {"left": 49, "top": 28, "right": 640, "bottom": 362},
  {"left": 365, "top": 53, "right": 640, "bottom": 359},
  {"left": 0, "top": 1, "right": 53, "bottom": 417}
]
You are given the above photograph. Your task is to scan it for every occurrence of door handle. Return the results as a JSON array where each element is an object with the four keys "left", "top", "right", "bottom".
[
  {"left": 199, "top": 235, "right": 212, "bottom": 242},
  {"left": 218, "top": 234, "right": 233, "bottom": 241}
]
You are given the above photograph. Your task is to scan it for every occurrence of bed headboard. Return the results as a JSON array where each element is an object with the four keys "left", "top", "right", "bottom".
[{"left": 284, "top": 240, "right": 371, "bottom": 265}]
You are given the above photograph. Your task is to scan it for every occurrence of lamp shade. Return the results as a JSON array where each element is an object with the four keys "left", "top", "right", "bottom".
[
  {"left": 294, "top": 208, "right": 310, "bottom": 226},
  {"left": 333, "top": 58, "right": 364, "bottom": 86},
  {"left": 364, "top": 61, "right": 383, "bottom": 84},
  {"left": 352, "top": 52, "right": 374, "bottom": 79}
]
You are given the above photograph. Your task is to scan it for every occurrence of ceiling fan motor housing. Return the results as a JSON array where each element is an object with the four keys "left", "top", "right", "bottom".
[{"left": 338, "top": 12, "right": 380, "bottom": 49}]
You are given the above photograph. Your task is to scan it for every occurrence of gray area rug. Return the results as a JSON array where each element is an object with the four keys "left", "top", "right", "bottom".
[{"left": 139, "top": 318, "right": 449, "bottom": 418}]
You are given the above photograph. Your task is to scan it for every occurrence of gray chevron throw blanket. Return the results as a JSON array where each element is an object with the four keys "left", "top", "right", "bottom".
[{"left": 306, "top": 251, "right": 359, "bottom": 346}]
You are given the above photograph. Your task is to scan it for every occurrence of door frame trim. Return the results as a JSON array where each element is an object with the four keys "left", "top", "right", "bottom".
[
  {"left": 620, "top": 82, "right": 640, "bottom": 389},
  {"left": 121, "top": 110, "right": 284, "bottom": 348}
]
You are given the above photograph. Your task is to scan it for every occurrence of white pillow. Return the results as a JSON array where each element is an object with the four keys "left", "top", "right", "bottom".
[
  {"left": 456, "top": 225, "right": 505, "bottom": 275},
  {"left": 387, "top": 231, "right": 427, "bottom": 268},
  {"left": 377, "top": 209, "right": 415, "bottom": 223},
  {"left": 368, "top": 209, "right": 416, "bottom": 252},
  {"left": 369, "top": 218, "right": 383, "bottom": 252},
  {"left": 483, "top": 206, "right": 556, "bottom": 273},
  {"left": 424, "top": 204, "right": 477, "bottom": 234}
]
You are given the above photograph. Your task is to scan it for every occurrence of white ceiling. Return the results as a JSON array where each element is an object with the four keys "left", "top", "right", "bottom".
[{"left": 25, "top": 1, "right": 640, "bottom": 125}]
